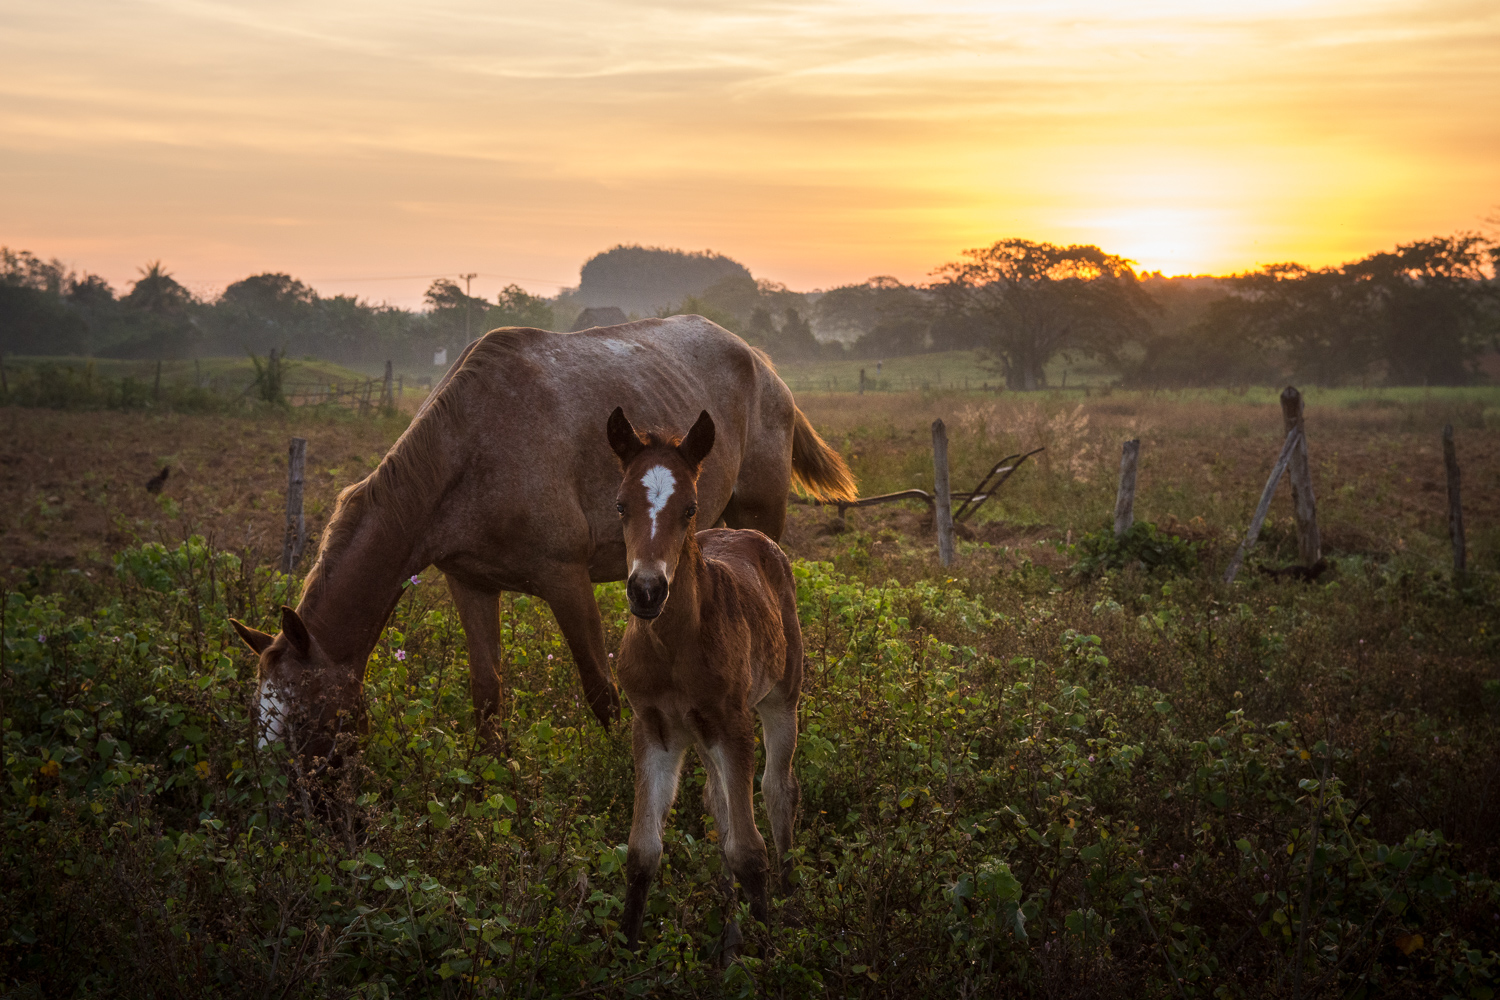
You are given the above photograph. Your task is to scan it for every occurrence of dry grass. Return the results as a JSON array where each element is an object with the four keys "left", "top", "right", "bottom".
[{"left": 793, "top": 387, "right": 1500, "bottom": 576}]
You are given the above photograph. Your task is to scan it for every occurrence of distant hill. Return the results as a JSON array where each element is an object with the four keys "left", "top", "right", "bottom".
[{"left": 574, "top": 245, "right": 752, "bottom": 315}]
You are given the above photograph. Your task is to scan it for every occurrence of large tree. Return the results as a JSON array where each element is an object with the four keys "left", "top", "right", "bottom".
[
  {"left": 933, "top": 240, "right": 1155, "bottom": 389},
  {"left": 1349, "top": 234, "right": 1498, "bottom": 385},
  {"left": 1198, "top": 234, "right": 1498, "bottom": 387}
]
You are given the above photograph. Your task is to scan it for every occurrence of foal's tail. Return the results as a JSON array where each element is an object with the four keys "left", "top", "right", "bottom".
[{"left": 790, "top": 407, "right": 857, "bottom": 502}]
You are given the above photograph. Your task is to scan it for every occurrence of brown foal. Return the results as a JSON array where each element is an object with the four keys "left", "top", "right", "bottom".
[{"left": 607, "top": 407, "right": 804, "bottom": 951}]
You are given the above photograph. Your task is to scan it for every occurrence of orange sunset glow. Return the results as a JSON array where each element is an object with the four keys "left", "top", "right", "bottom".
[{"left": 3, "top": 0, "right": 1498, "bottom": 303}]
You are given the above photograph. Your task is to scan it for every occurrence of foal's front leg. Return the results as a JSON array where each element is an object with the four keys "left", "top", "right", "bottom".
[{"left": 622, "top": 713, "right": 686, "bottom": 950}]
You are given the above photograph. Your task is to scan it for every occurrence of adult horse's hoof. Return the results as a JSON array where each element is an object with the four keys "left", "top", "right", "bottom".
[{"left": 587, "top": 684, "right": 622, "bottom": 728}]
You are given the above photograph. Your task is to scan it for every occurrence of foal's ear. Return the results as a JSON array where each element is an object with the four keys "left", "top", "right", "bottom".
[
  {"left": 607, "top": 406, "right": 646, "bottom": 465},
  {"left": 280, "top": 605, "right": 313, "bottom": 657},
  {"left": 229, "top": 618, "right": 275, "bottom": 655},
  {"left": 677, "top": 410, "right": 715, "bottom": 471}
]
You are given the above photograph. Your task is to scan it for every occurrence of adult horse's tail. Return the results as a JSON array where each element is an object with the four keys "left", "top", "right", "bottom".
[{"left": 790, "top": 407, "right": 857, "bottom": 502}]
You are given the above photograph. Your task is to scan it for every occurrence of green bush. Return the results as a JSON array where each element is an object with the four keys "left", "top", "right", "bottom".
[{"left": 1066, "top": 520, "right": 1200, "bottom": 578}]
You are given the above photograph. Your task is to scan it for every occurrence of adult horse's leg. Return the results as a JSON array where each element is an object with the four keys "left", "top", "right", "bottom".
[
  {"left": 722, "top": 407, "right": 795, "bottom": 540},
  {"left": 721, "top": 453, "right": 790, "bottom": 540},
  {"left": 535, "top": 567, "right": 621, "bottom": 727},
  {"left": 756, "top": 689, "right": 801, "bottom": 892},
  {"left": 447, "top": 576, "right": 505, "bottom": 741}
]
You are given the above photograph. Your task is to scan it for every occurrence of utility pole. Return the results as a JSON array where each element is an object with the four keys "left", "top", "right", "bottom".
[{"left": 460, "top": 272, "right": 478, "bottom": 343}]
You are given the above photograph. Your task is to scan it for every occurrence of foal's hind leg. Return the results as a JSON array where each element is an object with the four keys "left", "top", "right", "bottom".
[
  {"left": 756, "top": 690, "right": 801, "bottom": 892},
  {"left": 702, "top": 727, "right": 771, "bottom": 929}
]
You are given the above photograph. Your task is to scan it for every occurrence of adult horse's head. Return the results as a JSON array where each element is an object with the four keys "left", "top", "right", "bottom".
[
  {"left": 229, "top": 606, "right": 364, "bottom": 762},
  {"left": 607, "top": 407, "right": 715, "bottom": 620}
]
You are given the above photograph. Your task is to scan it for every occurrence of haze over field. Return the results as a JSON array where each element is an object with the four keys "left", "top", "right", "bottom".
[{"left": 3, "top": 0, "right": 1498, "bottom": 305}]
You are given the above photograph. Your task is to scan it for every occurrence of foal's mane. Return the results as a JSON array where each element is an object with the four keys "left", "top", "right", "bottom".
[{"left": 300, "top": 330, "right": 541, "bottom": 599}]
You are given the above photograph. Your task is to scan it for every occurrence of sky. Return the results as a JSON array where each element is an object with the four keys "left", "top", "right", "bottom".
[{"left": 2, "top": 0, "right": 1497, "bottom": 306}]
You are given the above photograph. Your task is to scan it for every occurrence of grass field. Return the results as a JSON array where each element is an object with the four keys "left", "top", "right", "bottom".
[
  {"left": 3, "top": 380, "right": 1498, "bottom": 997},
  {"left": 771, "top": 350, "right": 1116, "bottom": 393}
]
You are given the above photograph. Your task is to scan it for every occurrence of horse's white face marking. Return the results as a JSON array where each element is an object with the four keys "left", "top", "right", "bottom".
[
  {"left": 256, "top": 682, "right": 292, "bottom": 749},
  {"left": 641, "top": 465, "right": 676, "bottom": 539}
]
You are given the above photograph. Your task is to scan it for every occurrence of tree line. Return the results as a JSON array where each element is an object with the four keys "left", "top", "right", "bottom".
[
  {"left": 0, "top": 253, "right": 555, "bottom": 371},
  {"left": 4, "top": 233, "right": 1496, "bottom": 387}
]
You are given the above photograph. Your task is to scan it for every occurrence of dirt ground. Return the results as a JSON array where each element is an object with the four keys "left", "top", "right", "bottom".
[{"left": 3, "top": 389, "right": 1496, "bottom": 584}]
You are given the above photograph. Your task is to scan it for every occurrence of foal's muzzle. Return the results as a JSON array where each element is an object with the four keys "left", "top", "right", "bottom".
[{"left": 626, "top": 572, "right": 668, "bottom": 620}]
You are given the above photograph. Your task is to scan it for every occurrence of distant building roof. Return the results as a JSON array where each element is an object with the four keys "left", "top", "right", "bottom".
[{"left": 569, "top": 306, "right": 629, "bottom": 332}]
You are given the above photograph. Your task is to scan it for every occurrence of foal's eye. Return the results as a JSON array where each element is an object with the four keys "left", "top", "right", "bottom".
[
  {"left": 684, "top": 503, "right": 698, "bottom": 519},
  {"left": 615, "top": 502, "right": 625, "bottom": 516}
]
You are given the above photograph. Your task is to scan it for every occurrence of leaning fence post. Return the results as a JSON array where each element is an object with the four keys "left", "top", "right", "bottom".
[
  {"left": 281, "top": 437, "right": 308, "bottom": 573},
  {"left": 1280, "top": 387, "right": 1321, "bottom": 566},
  {"left": 932, "top": 419, "right": 956, "bottom": 567},
  {"left": 1443, "top": 424, "right": 1466, "bottom": 576},
  {"left": 1114, "top": 439, "right": 1140, "bottom": 538},
  {"left": 1224, "top": 428, "right": 1302, "bottom": 584}
]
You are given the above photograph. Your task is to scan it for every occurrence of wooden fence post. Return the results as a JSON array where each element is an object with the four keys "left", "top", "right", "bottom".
[
  {"left": 1443, "top": 424, "right": 1466, "bottom": 575},
  {"left": 1280, "top": 387, "right": 1321, "bottom": 566},
  {"left": 932, "top": 419, "right": 956, "bottom": 567},
  {"left": 280, "top": 437, "right": 308, "bottom": 573},
  {"left": 1114, "top": 439, "right": 1140, "bottom": 538},
  {"left": 1224, "top": 428, "right": 1302, "bottom": 584},
  {"left": 381, "top": 360, "right": 393, "bottom": 411}
]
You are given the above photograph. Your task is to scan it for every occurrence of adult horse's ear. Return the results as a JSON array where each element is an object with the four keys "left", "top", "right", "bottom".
[
  {"left": 230, "top": 619, "right": 275, "bottom": 655},
  {"left": 678, "top": 410, "right": 715, "bottom": 471},
  {"left": 280, "top": 605, "right": 312, "bottom": 657},
  {"left": 607, "top": 406, "right": 646, "bottom": 465}
]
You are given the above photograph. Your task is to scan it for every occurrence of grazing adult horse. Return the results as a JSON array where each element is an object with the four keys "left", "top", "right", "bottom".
[
  {"left": 607, "top": 407, "right": 803, "bottom": 951},
  {"left": 228, "top": 316, "right": 853, "bottom": 761}
]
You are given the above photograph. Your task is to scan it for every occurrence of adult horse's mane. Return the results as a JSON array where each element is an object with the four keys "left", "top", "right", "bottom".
[{"left": 302, "top": 330, "right": 535, "bottom": 599}]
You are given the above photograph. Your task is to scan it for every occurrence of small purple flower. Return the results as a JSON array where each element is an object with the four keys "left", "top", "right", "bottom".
[
  {"left": 394, "top": 649, "right": 407, "bottom": 662},
  {"left": 547, "top": 654, "right": 554, "bottom": 661},
  {"left": 1173, "top": 862, "right": 1179, "bottom": 870},
  {"left": 409, "top": 575, "right": 421, "bottom": 585},
  {"left": 1088, "top": 755, "right": 1096, "bottom": 763},
  {"left": 36, "top": 634, "right": 46, "bottom": 644},
  {"left": 1264, "top": 873, "right": 1271, "bottom": 882},
  {"left": 608, "top": 653, "right": 614, "bottom": 658}
]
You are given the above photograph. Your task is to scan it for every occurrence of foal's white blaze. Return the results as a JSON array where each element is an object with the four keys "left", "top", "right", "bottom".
[
  {"left": 641, "top": 465, "right": 676, "bottom": 539},
  {"left": 256, "top": 682, "right": 292, "bottom": 749}
]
